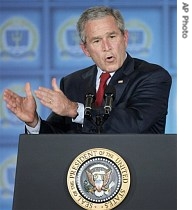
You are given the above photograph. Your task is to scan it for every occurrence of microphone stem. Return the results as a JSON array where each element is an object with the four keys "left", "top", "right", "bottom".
[{"left": 96, "top": 116, "right": 103, "bottom": 134}]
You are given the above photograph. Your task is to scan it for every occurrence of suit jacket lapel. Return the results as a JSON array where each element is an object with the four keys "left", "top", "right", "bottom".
[{"left": 81, "top": 65, "right": 97, "bottom": 93}]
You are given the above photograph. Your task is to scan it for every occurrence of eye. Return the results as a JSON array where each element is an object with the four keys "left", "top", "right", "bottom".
[
  {"left": 93, "top": 39, "right": 100, "bottom": 43},
  {"left": 110, "top": 35, "right": 116, "bottom": 39}
]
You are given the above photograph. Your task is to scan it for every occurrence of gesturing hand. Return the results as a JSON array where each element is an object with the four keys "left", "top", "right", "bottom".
[
  {"left": 3, "top": 83, "right": 38, "bottom": 126},
  {"left": 35, "top": 78, "right": 78, "bottom": 118}
]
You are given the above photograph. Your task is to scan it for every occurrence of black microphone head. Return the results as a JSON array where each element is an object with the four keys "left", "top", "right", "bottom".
[
  {"left": 85, "top": 87, "right": 96, "bottom": 100},
  {"left": 104, "top": 85, "right": 116, "bottom": 99}
]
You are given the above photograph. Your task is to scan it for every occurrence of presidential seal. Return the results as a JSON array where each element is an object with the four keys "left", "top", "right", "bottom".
[{"left": 67, "top": 148, "right": 131, "bottom": 210}]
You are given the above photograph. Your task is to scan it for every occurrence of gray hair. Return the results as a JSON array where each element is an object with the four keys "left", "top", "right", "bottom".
[{"left": 77, "top": 6, "right": 125, "bottom": 44}]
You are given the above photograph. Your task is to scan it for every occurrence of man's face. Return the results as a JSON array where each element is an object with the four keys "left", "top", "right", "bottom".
[{"left": 80, "top": 16, "right": 128, "bottom": 73}]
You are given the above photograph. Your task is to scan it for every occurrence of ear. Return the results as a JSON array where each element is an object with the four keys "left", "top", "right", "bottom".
[{"left": 80, "top": 43, "right": 91, "bottom": 57}]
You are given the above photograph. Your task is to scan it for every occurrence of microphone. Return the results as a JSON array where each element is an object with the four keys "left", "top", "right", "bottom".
[
  {"left": 104, "top": 85, "right": 116, "bottom": 115},
  {"left": 84, "top": 87, "right": 96, "bottom": 118}
]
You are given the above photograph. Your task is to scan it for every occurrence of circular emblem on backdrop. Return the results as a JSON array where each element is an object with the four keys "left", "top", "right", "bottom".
[
  {"left": 57, "top": 17, "right": 83, "bottom": 58},
  {"left": 67, "top": 148, "right": 131, "bottom": 210},
  {"left": 125, "top": 19, "right": 152, "bottom": 56},
  {"left": 0, "top": 17, "right": 39, "bottom": 60}
]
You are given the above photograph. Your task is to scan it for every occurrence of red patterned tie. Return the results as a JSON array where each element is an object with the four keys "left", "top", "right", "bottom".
[{"left": 95, "top": 72, "right": 111, "bottom": 106}]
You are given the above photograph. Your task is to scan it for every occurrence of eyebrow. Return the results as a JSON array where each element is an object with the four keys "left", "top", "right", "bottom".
[{"left": 90, "top": 31, "right": 118, "bottom": 41}]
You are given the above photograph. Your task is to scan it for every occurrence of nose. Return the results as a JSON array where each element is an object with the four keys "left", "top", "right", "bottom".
[{"left": 102, "top": 39, "right": 112, "bottom": 51}]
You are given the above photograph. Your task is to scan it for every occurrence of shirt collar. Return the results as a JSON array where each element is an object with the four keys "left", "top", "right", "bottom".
[{"left": 96, "top": 68, "right": 115, "bottom": 81}]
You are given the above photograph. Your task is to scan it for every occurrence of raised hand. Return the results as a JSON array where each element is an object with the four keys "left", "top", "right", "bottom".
[
  {"left": 34, "top": 78, "right": 78, "bottom": 118},
  {"left": 3, "top": 82, "right": 38, "bottom": 127}
]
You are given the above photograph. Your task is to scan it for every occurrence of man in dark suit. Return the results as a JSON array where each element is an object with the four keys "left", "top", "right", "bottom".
[{"left": 3, "top": 6, "right": 171, "bottom": 134}]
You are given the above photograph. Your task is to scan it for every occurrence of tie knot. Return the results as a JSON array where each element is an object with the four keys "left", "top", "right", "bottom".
[{"left": 100, "top": 72, "right": 111, "bottom": 83}]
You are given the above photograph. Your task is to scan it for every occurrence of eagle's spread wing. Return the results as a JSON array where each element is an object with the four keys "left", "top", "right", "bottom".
[
  {"left": 86, "top": 170, "right": 95, "bottom": 186},
  {"left": 103, "top": 169, "right": 112, "bottom": 186}
]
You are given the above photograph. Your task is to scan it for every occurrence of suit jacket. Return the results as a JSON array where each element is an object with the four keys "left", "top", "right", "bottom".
[{"left": 39, "top": 53, "right": 172, "bottom": 134}]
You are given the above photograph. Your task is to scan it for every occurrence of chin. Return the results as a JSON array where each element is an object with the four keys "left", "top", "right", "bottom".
[{"left": 107, "top": 66, "right": 119, "bottom": 72}]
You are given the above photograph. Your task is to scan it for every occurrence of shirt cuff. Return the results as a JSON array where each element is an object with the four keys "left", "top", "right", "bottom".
[
  {"left": 72, "top": 103, "right": 84, "bottom": 124},
  {"left": 26, "top": 117, "right": 41, "bottom": 134}
]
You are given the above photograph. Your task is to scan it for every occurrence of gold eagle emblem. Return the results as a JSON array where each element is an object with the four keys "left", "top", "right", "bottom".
[{"left": 84, "top": 164, "right": 114, "bottom": 197}]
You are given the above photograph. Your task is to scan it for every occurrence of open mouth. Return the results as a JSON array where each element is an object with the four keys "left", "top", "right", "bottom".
[{"left": 106, "top": 56, "right": 114, "bottom": 62}]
